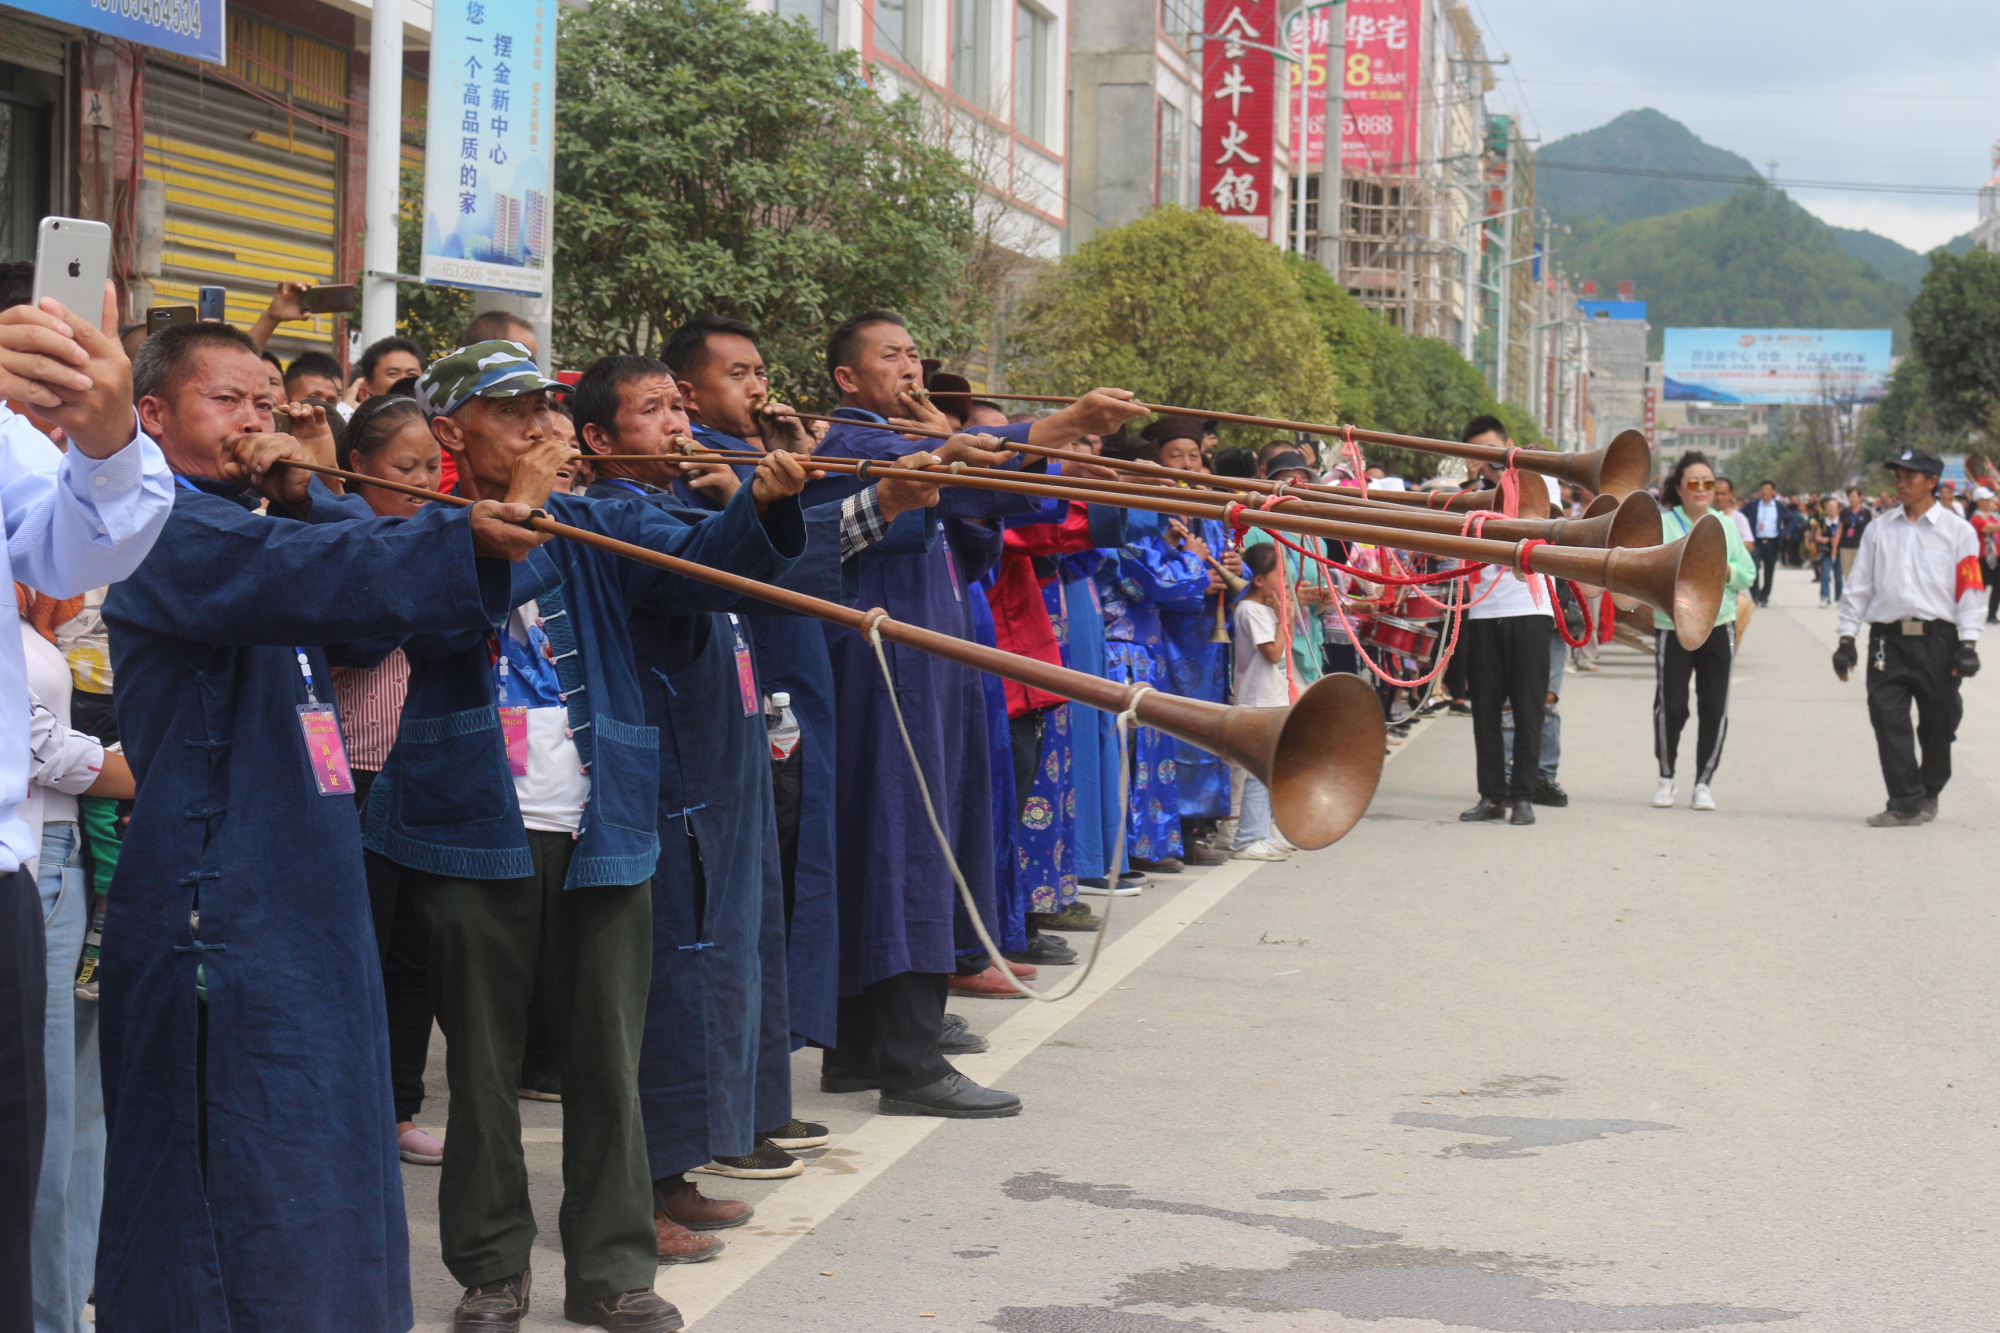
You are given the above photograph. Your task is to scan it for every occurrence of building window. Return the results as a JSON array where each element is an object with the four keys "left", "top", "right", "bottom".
[
  {"left": 952, "top": 0, "right": 994, "bottom": 109},
  {"left": 1159, "top": 0, "right": 1201, "bottom": 50},
  {"left": 1156, "top": 98, "right": 1184, "bottom": 206},
  {"left": 875, "top": 0, "right": 923, "bottom": 69},
  {"left": 1013, "top": 3, "right": 1051, "bottom": 143},
  {"left": 778, "top": 0, "right": 840, "bottom": 47}
]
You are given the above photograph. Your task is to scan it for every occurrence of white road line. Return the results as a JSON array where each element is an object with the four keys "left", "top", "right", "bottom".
[{"left": 413, "top": 717, "right": 1425, "bottom": 1330}]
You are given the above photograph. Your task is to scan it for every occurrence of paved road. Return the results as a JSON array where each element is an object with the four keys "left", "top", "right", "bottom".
[{"left": 406, "top": 564, "right": 1998, "bottom": 1332}]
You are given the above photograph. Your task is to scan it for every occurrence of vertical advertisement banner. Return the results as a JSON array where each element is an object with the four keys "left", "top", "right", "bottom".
[
  {"left": 1339, "top": 0, "right": 1420, "bottom": 175},
  {"left": 423, "top": 0, "right": 557, "bottom": 297},
  {"left": 1200, "top": 0, "right": 1278, "bottom": 240},
  {"left": 1282, "top": 8, "right": 1333, "bottom": 170}
]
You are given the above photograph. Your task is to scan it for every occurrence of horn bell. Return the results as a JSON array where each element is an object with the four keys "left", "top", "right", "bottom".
[
  {"left": 1523, "top": 512, "right": 1726, "bottom": 651},
  {"left": 1133, "top": 673, "right": 1385, "bottom": 851},
  {"left": 1606, "top": 488, "right": 1665, "bottom": 548}
]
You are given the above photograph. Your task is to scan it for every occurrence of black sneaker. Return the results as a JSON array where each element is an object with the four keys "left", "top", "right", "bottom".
[
  {"left": 1029, "top": 902, "right": 1102, "bottom": 933},
  {"left": 517, "top": 1069, "right": 562, "bottom": 1103},
  {"left": 1447, "top": 699, "right": 1473, "bottom": 716},
  {"left": 760, "top": 1118, "right": 830, "bottom": 1149},
  {"left": 939, "top": 1012, "right": 990, "bottom": 1055},
  {"left": 697, "top": 1139, "right": 803, "bottom": 1179},
  {"left": 1532, "top": 779, "right": 1568, "bottom": 807},
  {"left": 1004, "top": 931, "right": 1078, "bottom": 965},
  {"left": 1117, "top": 869, "right": 1150, "bottom": 889}
]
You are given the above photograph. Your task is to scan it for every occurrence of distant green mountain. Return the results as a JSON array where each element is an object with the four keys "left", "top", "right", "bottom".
[
  {"left": 1538, "top": 108, "right": 1765, "bottom": 227},
  {"left": 1829, "top": 226, "right": 1979, "bottom": 292},
  {"left": 1562, "top": 189, "right": 1912, "bottom": 356}
]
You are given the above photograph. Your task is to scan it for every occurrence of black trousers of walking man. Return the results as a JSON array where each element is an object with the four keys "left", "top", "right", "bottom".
[
  {"left": 1751, "top": 537, "right": 1780, "bottom": 605},
  {"left": 1865, "top": 621, "right": 1963, "bottom": 815},
  {"left": 1465, "top": 616, "right": 1550, "bottom": 801}
]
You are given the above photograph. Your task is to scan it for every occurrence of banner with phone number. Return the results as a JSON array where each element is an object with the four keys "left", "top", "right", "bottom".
[
  {"left": 421, "top": 0, "right": 556, "bottom": 297},
  {"left": 34, "top": 0, "right": 226, "bottom": 67}
]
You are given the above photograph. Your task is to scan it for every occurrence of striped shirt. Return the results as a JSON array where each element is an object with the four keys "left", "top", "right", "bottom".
[{"left": 332, "top": 649, "right": 411, "bottom": 772}]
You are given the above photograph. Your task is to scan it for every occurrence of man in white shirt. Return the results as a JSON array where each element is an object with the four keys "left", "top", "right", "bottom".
[
  {"left": 0, "top": 279, "right": 172, "bottom": 1333},
  {"left": 1833, "top": 449, "right": 1983, "bottom": 826},
  {"left": 1455, "top": 417, "right": 1554, "bottom": 826},
  {"left": 1742, "top": 480, "right": 1784, "bottom": 606}
]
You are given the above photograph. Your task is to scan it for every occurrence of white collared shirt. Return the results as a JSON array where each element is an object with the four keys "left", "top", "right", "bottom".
[
  {"left": 1836, "top": 501, "right": 1983, "bottom": 642},
  {"left": 0, "top": 406, "right": 173, "bottom": 871}
]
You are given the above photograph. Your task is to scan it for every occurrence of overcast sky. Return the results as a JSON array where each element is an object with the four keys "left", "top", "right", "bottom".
[{"left": 1470, "top": 0, "right": 2000, "bottom": 250}]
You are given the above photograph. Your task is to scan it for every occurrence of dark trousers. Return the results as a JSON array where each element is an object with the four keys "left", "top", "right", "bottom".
[
  {"left": 353, "top": 769, "right": 432, "bottom": 1122},
  {"left": 1985, "top": 558, "right": 1999, "bottom": 622},
  {"left": 1654, "top": 624, "right": 1735, "bottom": 783},
  {"left": 827, "top": 971, "right": 951, "bottom": 1091},
  {"left": 1465, "top": 615, "right": 1549, "bottom": 800},
  {"left": 1751, "top": 538, "right": 1780, "bottom": 604},
  {"left": 411, "top": 832, "right": 656, "bottom": 1301},
  {"left": 1, "top": 867, "right": 46, "bottom": 1333},
  {"left": 1865, "top": 623, "right": 1963, "bottom": 813},
  {"left": 771, "top": 745, "right": 803, "bottom": 927}
]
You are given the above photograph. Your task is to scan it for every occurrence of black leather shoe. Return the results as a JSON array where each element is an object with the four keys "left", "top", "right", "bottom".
[
  {"left": 1004, "top": 931, "right": 1077, "bottom": 967},
  {"left": 563, "top": 1289, "right": 683, "bottom": 1332},
  {"left": 1459, "top": 797, "right": 1504, "bottom": 822},
  {"left": 939, "top": 1012, "right": 990, "bottom": 1055},
  {"left": 453, "top": 1270, "right": 530, "bottom": 1330},
  {"left": 1508, "top": 799, "right": 1536, "bottom": 825},
  {"left": 1918, "top": 797, "right": 1938, "bottom": 823},
  {"left": 1532, "top": 779, "right": 1568, "bottom": 807},
  {"left": 879, "top": 1071, "right": 1022, "bottom": 1118},
  {"left": 1128, "top": 856, "right": 1184, "bottom": 874}
]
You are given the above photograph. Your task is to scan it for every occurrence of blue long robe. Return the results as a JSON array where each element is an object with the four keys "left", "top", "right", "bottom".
[
  {"left": 806, "top": 412, "right": 1041, "bottom": 991},
  {"left": 967, "top": 578, "right": 1028, "bottom": 954},
  {"left": 1061, "top": 552, "right": 1119, "bottom": 880},
  {"left": 1161, "top": 515, "right": 1233, "bottom": 819},
  {"left": 1102, "top": 517, "right": 1208, "bottom": 862},
  {"left": 99, "top": 481, "right": 508, "bottom": 1332}
]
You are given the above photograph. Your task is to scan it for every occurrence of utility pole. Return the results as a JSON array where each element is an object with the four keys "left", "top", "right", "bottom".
[
  {"left": 360, "top": 0, "right": 405, "bottom": 351},
  {"left": 1317, "top": 1, "right": 1346, "bottom": 281}
]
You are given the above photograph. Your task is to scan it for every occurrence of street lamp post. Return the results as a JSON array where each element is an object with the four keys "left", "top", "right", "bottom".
[{"left": 360, "top": 0, "right": 404, "bottom": 351}]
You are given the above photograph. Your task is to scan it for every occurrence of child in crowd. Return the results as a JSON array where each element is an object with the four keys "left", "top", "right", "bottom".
[{"left": 1230, "top": 543, "right": 1292, "bottom": 861}]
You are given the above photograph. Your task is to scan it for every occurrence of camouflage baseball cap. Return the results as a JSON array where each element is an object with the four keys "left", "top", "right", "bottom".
[{"left": 417, "top": 340, "right": 565, "bottom": 418}]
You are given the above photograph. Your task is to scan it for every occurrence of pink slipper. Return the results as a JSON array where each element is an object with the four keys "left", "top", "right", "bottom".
[{"left": 398, "top": 1126, "right": 444, "bottom": 1166}]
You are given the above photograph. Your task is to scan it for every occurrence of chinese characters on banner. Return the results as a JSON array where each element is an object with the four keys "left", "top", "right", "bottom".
[
  {"left": 1340, "top": 0, "right": 1420, "bottom": 175},
  {"left": 423, "top": 0, "right": 557, "bottom": 297},
  {"left": 1201, "top": 0, "right": 1279, "bottom": 239},
  {"left": 1282, "top": 8, "right": 1332, "bottom": 170}
]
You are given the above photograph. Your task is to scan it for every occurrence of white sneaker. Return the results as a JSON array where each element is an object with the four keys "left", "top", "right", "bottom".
[
  {"left": 1691, "top": 783, "right": 1716, "bottom": 811},
  {"left": 1270, "top": 831, "right": 1298, "bottom": 854},
  {"left": 1231, "top": 839, "right": 1290, "bottom": 861},
  {"left": 1653, "top": 778, "right": 1677, "bottom": 808}
]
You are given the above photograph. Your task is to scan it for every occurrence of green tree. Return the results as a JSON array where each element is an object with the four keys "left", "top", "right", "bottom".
[
  {"left": 551, "top": 0, "right": 976, "bottom": 398},
  {"left": 1006, "top": 208, "right": 1340, "bottom": 439},
  {"left": 395, "top": 158, "right": 474, "bottom": 356},
  {"left": 1905, "top": 247, "right": 2000, "bottom": 437}
]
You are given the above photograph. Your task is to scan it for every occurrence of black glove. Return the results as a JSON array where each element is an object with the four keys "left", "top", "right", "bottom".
[
  {"left": 1955, "top": 642, "right": 1980, "bottom": 679},
  {"left": 1832, "top": 636, "right": 1857, "bottom": 680}
]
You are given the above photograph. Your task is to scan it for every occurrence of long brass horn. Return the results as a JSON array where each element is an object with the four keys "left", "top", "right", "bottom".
[
  {"left": 1269, "top": 487, "right": 1662, "bottom": 550},
  {"left": 1522, "top": 511, "right": 1729, "bottom": 649},
  {"left": 276, "top": 459, "right": 1391, "bottom": 850}
]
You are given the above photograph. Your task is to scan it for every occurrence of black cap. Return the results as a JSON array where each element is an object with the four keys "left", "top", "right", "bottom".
[
  {"left": 1885, "top": 448, "right": 1944, "bottom": 477},
  {"left": 1141, "top": 415, "right": 1207, "bottom": 447},
  {"left": 1265, "top": 450, "right": 1313, "bottom": 477}
]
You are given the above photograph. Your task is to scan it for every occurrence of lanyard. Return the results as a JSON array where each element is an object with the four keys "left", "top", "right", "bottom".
[
  {"left": 294, "top": 647, "right": 321, "bottom": 705},
  {"left": 597, "top": 477, "right": 649, "bottom": 497}
]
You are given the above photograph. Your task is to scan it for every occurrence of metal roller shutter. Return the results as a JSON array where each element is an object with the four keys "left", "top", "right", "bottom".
[{"left": 143, "top": 62, "right": 343, "bottom": 358}]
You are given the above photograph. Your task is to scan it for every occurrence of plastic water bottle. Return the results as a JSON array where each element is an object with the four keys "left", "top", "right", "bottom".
[{"left": 767, "top": 691, "right": 801, "bottom": 761}]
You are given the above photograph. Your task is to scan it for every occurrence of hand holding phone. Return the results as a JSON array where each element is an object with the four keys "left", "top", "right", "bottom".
[
  {"left": 297, "top": 284, "right": 358, "bottom": 316},
  {"left": 32, "top": 218, "right": 111, "bottom": 324},
  {"left": 0, "top": 275, "right": 135, "bottom": 459}
]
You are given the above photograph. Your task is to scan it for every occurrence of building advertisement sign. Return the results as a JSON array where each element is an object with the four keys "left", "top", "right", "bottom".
[
  {"left": 422, "top": 0, "right": 556, "bottom": 297},
  {"left": 1201, "top": 0, "right": 1278, "bottom": 240},
  {"left": 1282, "top": 7, "right": 1333, "bottom": 170},
  {"left": 1662, "top": 328, "right": 1894, "bottom": 405},
  {"left": 26, "top": 0, "right": 225, "bottom": 66},
  {"left": 1339, "top": 0, "right": 1419, "bottom": 175}
]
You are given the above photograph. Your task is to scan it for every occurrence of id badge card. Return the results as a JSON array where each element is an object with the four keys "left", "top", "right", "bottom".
[
  {"left": 296, "top": 703, "right": 355, "bottom": 796},
  {"left": 499, "top": 705, "right": 530, "bottom": 777},
  {"left": 729, "top": 615, "right": 759, "bottom": 716}
]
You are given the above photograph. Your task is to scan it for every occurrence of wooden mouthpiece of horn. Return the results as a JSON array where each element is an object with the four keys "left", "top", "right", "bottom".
[{"left": 1130, "top": 674, "right": 1385, "bottom": 850}]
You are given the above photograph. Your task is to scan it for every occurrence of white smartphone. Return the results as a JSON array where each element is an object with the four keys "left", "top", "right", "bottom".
[{"left": 32, "top": 217, "right": 113, "bottom": 324}]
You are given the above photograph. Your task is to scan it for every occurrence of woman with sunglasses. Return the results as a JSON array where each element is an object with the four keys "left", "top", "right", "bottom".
[{"left": 1651, "top": 451, "right": 1756, "bottom": 810}]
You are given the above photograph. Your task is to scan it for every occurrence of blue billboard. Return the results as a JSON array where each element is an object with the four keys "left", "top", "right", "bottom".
[
  {"left": 22, "top": 0, "right": 226, "bottom": 66},
  {"left": 1662, "top": 328, "right": 1893, "bottom": 405}
]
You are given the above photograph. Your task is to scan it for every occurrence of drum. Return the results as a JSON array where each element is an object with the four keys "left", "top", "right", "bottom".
[{"left": 1363, "top": 614, "right": 1439, "bottom": 658}]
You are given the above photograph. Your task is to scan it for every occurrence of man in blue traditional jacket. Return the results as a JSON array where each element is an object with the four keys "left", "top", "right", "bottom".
[
  {"left": 365, "top": 342, "right": 809, "bottom": 1333},
  {"left": 574, "top": 344, "right": 941, "bottom": 1252},
  {"left": 806, "top": 311, "right": 1146, "bottom": 1118},
  {"left": 99, "top": 321, "right": 544, "bottom": 1333}
]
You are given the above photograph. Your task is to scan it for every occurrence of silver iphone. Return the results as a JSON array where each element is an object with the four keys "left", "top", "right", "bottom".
[{"left": 32, "top": 217, "right": 113, "bottom": 324}]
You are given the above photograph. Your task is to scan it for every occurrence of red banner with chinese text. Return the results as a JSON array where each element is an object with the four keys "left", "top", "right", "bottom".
[
  {"left": 1340, "top": 0, "right": 1421, "bottom": 176},
  {"left": 1282, "top": 8, "right": 1332, "bottom": 170},
  {"left": 1201, "top": 0, "right": 1279, "bottom": 240}
]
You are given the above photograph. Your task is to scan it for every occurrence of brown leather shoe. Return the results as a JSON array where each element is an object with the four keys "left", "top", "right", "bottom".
[
  {"left": 949, "top": 962, "right": 1029, "bottom": 998},
  {"left": 563, "top": 1289, "right": 684, "bottom": 1332},
  {"left": 653, "top": 1211, "right": 726, "bottom": 1264},
  {"left": 452, "top": 1270, "right": 529, "bottom": 1330},
  {"left": 658, "top": 1178, "right": 753, "bottom": 1232}
]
